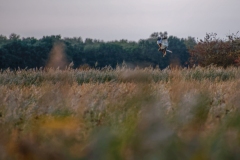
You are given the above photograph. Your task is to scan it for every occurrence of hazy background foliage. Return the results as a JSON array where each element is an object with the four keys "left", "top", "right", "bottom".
[
  {"left": 1, "top": 32, "right": 239, "bottom": 70},
  {"left": 0, "top": 33, "right": 191, "bottom": 70}
]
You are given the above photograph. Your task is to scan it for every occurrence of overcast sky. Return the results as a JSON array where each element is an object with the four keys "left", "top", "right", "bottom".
[{"left": 0, "top": 0, "right": 239, "bottom": 41}]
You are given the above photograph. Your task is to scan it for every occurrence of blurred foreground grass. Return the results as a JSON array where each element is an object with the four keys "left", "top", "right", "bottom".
[{"left": 1, "top": 66, "right": 240, "bottom": 159}]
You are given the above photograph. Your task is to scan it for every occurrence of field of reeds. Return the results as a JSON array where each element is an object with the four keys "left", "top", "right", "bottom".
[{"left": 1, "top": 66, "right": 240, "bottom": 160}]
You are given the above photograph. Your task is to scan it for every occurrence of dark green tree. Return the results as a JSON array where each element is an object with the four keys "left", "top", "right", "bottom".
[{"left": 168, "top": 36, "right": 189, "bottom": 67}]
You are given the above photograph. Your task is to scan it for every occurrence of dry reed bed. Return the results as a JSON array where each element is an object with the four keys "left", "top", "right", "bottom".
[{"left": 0, "top": 67, "right": 240, "bottom": 159}]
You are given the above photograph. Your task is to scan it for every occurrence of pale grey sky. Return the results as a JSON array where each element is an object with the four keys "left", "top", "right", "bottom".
[{"left": 0, "top": 0, "right": 239, "bottom": 41}]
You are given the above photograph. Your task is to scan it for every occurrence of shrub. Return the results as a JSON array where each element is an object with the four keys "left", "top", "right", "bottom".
[{"left": 189, "top": 32, "right": 240, "bottom": 68}]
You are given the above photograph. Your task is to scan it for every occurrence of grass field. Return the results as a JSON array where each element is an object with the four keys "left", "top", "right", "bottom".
[{"left": 1, "top": 66, "right": 240, "bottom": 160}]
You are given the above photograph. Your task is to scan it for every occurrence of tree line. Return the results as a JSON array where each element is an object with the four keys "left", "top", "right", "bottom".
[
  {"left": 2, "top": 32, "right": 238, "bottom": 70},
  {"left": 0, "top": 33, "right": 191, "bottom": 70}
]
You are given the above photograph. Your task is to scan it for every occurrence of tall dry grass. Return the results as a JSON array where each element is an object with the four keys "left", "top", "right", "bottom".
[{"left": 1, "top": 66, "right": 240, "bottom": 159}]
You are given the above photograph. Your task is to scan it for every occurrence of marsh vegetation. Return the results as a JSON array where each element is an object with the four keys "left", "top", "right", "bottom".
[{"left": 1, "top": 66, "right": 240, "bottom": 159}]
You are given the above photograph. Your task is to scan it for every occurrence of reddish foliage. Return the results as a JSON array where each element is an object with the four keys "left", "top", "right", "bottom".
[{"left": 189, "top": 32, "right": 240, "bottom": 68}]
